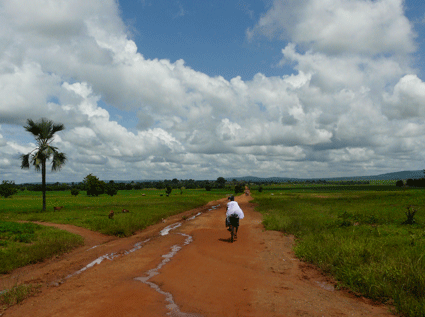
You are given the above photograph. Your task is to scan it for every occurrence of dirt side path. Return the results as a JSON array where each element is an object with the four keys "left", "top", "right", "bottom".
[{"left": 2, "top": 196, "right": 394, "bottom": 317}]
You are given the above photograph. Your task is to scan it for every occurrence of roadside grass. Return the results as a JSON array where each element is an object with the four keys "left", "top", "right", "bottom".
[
  {"left": 0, "top": 221, "right": 83, "bottom": 274},
  {"left": 0, "top": 189, "right": 228, "bottom": 237},
  {"left": 1, "top": 283, "right": 41, "bottom": 309},
  {"left": 253, "top": 187, "right": 425, "bottom": 317}
]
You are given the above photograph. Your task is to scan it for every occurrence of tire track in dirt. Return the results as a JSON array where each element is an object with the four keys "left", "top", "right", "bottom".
[{"left": 2, "top": 196, "right": 394, "bottom": 316}]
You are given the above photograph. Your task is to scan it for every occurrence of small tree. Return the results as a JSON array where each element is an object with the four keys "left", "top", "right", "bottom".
[
  {"left": 216, "top": 177, "right": 226, "bottom": 188},
  {"left": 70, "top": 188, "right": 80, "bottom": 197},
  {"left": 84, "top": 174, "right": 106, "bottom": 196},
  {"left": 106, "top": 184, "right": 118, "bottom": 196},
  {"left": 166, "top": 186, "right": 172, "bottom": 196},
  {"left": 396, "top": 180, "right": 404, "bottom": 187},
  {"left": 406, "top": 179, "right": 414, "bottom": 187},
  {"left": 205, "top": 184, "right": 212, "bottom": 191},
  {"left": 0, "top": 181, "right": 18, "bottom": 198}
]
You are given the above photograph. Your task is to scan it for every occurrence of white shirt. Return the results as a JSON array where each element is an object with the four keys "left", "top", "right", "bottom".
[{"left": 226, "top": 201, "right": 244, "bottom": 219}]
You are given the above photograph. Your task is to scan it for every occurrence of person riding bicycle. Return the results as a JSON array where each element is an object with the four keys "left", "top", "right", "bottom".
[{"left": 226, "top": 196, "right": 244, "bottom": 239}]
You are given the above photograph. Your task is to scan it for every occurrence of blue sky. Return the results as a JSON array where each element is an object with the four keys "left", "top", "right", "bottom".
[
  {"left": 0, "top": 0, "right": 424, "bottom": 183},
  {"left": 119, "top": 1, "right": 288, "bottom": 81}
]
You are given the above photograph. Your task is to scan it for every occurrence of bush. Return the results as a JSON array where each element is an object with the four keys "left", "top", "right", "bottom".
[
  {"left": 70, "top": 188, "right": 80, "bottom": 197},
  {"left": 0, "top": 181, "right": 18, "bottom": 198},
  {"left": 396, "top": 180, "right": 404, "bottom": 187},
  {"left": 84, "top": 174, "right": 106, "bottom": 196},
  {"left": 235, "top": 184, "right": 244, "bottom": 194},
  {"left": 165, "top": 186, "right": 172, "bottom": 196},
  {"left": 403, "top": 205, "right": 417, "bottom": 225},
  {"left": 106, "top": 184, "right": 118, "bottom": 197}
]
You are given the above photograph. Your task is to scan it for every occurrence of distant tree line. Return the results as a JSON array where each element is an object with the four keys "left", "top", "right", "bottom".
[
  {"left": 396, "top": 178, "right": 425, "bottom": 188},
  {"left": 4, "top": 175, "right": 425, "bottom": 200},
  {"left": 5, "top": 176, "right": 234, "bottom": 196}
]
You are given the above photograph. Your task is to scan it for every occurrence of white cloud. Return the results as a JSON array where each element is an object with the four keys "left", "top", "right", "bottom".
[
  {"left": 247, "top": 0, "right": 416, "bottom": 56},
  {"left": 383, "top": 74, "right": 425, "bottom": 119}
]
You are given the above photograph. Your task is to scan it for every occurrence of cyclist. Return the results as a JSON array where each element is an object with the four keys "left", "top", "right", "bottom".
[{"left": 226, "top": 196, "right": 244, "bottom": 239}]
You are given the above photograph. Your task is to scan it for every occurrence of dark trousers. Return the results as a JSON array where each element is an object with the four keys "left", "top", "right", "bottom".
[{"left": 226, "top": 216, "right": 239, "bottom": 233}]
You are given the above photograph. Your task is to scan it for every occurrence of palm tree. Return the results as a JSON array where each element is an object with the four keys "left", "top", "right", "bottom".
[{"left": 20, "top": 118, "right": 67, "bottom": 211}]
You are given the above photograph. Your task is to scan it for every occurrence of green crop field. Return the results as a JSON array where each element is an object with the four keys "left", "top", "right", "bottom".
[{"left": 252, "top": 185, "right": 425, "bottom": 317}]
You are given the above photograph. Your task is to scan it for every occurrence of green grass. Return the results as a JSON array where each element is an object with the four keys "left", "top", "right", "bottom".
[
  {"left": 253, "top": 187, "right": 425, "bottom": 317},
  {"left": 0, "top": 221, "right": 84, "bottom": 274},
  {"left": 0, "top": 283, "right": 41, "bottom": 309}
]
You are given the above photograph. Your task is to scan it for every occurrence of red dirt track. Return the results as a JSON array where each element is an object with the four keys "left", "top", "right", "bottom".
[{"left": 1, "top": 195, "right": 394, "bottom": 316}]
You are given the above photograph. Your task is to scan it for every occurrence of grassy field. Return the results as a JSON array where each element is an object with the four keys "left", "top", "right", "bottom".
[
  {"left": 0, "top": 221, "right": 84, "bottom": 274},
  {"left": 252, "top": 185, "right": 425, "bottom": 317}
]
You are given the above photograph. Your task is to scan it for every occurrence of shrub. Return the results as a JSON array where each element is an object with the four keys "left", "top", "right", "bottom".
[
  {"left": 70, "top": 188, "right": 80, "bottom": 197},
  {"left": 106, "top": 184, "right": 118, "bottom": 197},
  {"left": 403, "top": 205, "right": 417, "bottom": 225},
  {"left": 234, "top": 184, "right": 244, "bottom": 194},
  {"left": 0, "top": 181, "right": 18, "bottom": 198},
  {"left": 396, "top": 180, "right": 404, "bottom": 187}
]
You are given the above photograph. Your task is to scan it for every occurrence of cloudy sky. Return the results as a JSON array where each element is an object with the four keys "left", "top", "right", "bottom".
[{"left": 0, "top": 0, "right": 424, "bottom": 183}]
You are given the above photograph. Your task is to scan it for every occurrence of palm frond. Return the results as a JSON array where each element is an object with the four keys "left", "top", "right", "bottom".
[
  {"left": 24, "top": 119, "right": 42, "bottom": 137},
  {"left": 51, "top": 123, "right": 65, "bottom": 136},
  {"left": 20, "top": 153, "right": 30, "bottom": 169},
  {"left": 31, "top": 151, "right": 44, "bottom": 172},
  {"left": 24, "top": 118, "right": 65, "bottom": 141},
  {"left": 51, "top": 151, "right": 67, "bottom": 171}
]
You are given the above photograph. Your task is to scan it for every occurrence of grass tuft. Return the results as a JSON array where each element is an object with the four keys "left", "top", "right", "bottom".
[{"left": 0, "top": 283, "right": 41, "bottom": 309}]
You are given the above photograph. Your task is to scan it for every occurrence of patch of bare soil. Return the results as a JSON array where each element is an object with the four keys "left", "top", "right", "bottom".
[{"left": 1, "top": 196, "right": 395, "bottom": 316}]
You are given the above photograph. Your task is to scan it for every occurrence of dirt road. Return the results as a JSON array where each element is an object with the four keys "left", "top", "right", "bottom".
[{"left": 1, "top": 195, "right": 394, "bottom": 316}]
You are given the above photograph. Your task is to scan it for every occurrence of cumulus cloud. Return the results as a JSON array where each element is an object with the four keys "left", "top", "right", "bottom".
[
  {"left": 383, "top": 74, "right": 425, "bottom": 119},
  {"left": 247, "top": 0, "right": 416, "bottom": 56}
]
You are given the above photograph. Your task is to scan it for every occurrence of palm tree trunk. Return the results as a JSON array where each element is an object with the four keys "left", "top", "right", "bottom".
[{"left": 42, "top": 159, "right": 46, "bottom": 211}]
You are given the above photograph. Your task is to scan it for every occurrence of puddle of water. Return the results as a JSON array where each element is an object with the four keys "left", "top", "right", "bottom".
[
  {"left": 187, "top": 212, "right": 202, "bottom": 221},
  {"left": 135, "top": 233, "right": 201, "bottom": 317},
  {"left": 160, "top": 222, "right": 182, "bottom": 236},
  {"left": 315, "top": 281, "right": 335, "bottom": 292},
  {"left": 64, "top": 238, "right": 151, "bottom": 280}
]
